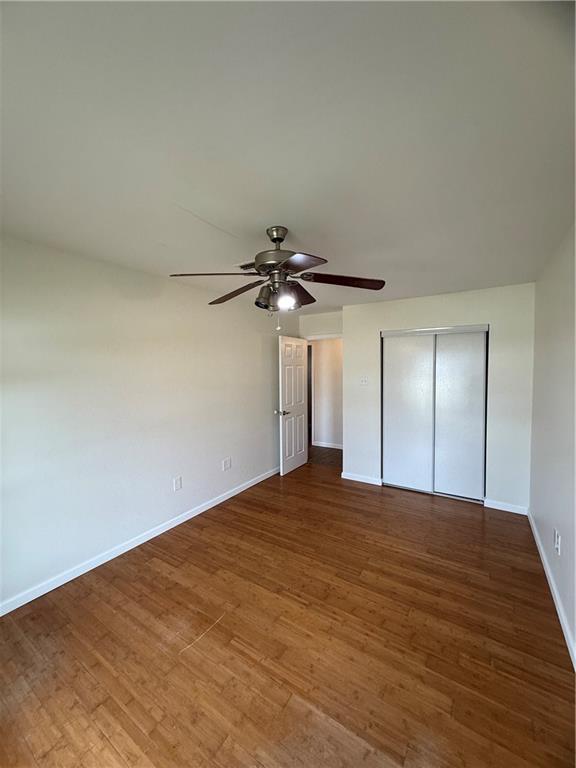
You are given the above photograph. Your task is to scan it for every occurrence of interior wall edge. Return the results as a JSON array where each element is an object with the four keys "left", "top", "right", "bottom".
[
  {"left": 528, "top": 510, "right": 576, "bottom": 670},
  {"left": 0, "top": 467, "right": 279, "bottom": 617}
]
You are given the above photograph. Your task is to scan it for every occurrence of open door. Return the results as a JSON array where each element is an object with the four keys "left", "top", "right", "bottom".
[{"left": 278, "top": 336, "right": 308, "bottom": 475}]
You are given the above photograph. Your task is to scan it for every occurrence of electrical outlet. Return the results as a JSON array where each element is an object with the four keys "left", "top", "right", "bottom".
[
  {"left": 554, "top": 528, "right": 561, "bottom": 556},
  {"left": 221, "top": 457, "right": 232, "bottom": 472},
  {"left": 172, "top": 476, "right": 182, "bottom": 492},
  {"left": 360, "top": 375, "right": 369, "bottom": 387}
]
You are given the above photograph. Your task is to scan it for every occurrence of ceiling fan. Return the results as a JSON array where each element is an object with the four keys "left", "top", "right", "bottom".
[{"left": 170, "top": 226, "right": 385, "bottom": 311}]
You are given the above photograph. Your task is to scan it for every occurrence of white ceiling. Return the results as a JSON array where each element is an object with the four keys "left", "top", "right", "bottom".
[{"left": 2, "top": 2, "right": 573, "bottom": 313}]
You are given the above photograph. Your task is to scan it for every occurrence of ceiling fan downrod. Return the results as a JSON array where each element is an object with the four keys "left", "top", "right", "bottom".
[{"left": 266, "top": 226, "right": 288, "bottom": 248}]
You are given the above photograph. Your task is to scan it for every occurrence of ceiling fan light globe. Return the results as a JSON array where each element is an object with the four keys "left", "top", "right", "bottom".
[
  {"left": 276, "top": 282, "right": 301, "bottom": 312},
  {"left": 277, "top": 294, "right": 297, "bottom": 310},
  {"left": 255, "top": 284, "right": 273, "bottom": 309}
]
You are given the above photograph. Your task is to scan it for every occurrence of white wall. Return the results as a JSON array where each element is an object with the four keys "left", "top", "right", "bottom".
[
  {"left": 530, "top": 230, "right": 575, "bottom": 664},
  {"left": 299, "top": 311, "right": 342, "bottom": 339},
  {"left": 0, "top": 238, "right": 296, "bottom": 613},
  {"left": 343, "top": 283, "right": 535, "bottom": 511},
  {"left": 311, "top": 338, "right": 343, "bottom": 449}
]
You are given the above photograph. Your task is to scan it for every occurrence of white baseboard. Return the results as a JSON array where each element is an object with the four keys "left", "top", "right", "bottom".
[
  {"left": 341, "top": 472, "right": 382, "bottom": 486},
  {"left": 0, "top": 467, "right": 279, "bottom": 617},
  {"left": 312, "top": 441, "right": 343, "bottom": 450},
  {"left": 528, "top": 511, "right": 575, "bottom": 670},
  {"left": 484, "top": 498, "right": 528, "bottom": 515}
]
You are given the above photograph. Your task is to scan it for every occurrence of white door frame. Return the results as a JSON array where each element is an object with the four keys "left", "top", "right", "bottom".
[{"left": 380, "top": 324, "right": 489, "bottom": 337}]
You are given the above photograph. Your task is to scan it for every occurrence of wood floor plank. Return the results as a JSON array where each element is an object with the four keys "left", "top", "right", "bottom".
[{"left": 1, "top": 456, "right": 573, "bottom": 767}]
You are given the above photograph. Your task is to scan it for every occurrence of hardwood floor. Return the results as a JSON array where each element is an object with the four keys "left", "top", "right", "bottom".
[
  {"left": 308, "top": 444, "right": 343, "bottom": 468},
  {"left": 1, "top": 463, "right": 574, "bottom": 767}
]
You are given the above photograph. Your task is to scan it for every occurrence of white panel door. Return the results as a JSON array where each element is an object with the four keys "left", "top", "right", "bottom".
[
  {"left": 382, "top": 334, "right": 435, "bottom": 492},
  {"left": 279, "top": 336, "right": 308, "bottom": 476},
  {"left": 434, "top": 332, "right": 486, "bottom": 500}
]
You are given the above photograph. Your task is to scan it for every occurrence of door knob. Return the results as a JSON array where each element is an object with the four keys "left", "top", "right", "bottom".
[{"left": 274, "top": 409, "right": 291, "bottom": 416}]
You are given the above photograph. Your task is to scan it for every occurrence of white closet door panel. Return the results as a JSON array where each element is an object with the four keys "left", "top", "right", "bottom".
[
  {"left": 382, "top": 335, "right": 434, "bottom": 492},
  {"left": 434, "top": 332, "right": 486, "bottom": 500}
]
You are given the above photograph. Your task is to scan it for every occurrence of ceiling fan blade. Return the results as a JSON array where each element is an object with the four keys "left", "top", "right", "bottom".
[
  {"left": 291, "top": 282, "right": 316, "bottom": 306},
  {"left": 170, "top": 272, "right": 260, "bottom": 277},
  {"left": 237, "top": 261, "right": 256, "bottom": 271},
  {"left": 208, "top": 280, "right": 266, "bottom": 305},
  {"left": 300, "top": 272, "right": 385, "bottom": 290},
  {"left": 281, "top": 252, "right": 328, "bottom": 274}
]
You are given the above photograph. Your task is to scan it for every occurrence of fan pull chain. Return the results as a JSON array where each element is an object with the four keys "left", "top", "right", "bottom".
[{"left": 270, "top": 311, "right": 281, "bottom": 332}]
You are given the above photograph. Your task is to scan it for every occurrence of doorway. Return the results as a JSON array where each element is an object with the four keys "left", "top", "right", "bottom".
[{"left": 307, "top": 337, "right": 343, "bottom": 470}]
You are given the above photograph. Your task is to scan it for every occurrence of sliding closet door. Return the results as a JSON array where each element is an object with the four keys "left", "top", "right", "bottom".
[
  {"left": 382, "top": 335, "right": 434, "bottom": 492},
  {"left": 434, "top": 332, "right": 486, "bottom": 500}
]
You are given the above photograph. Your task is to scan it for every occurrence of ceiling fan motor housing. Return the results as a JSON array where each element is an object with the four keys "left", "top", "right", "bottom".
[{"left": 254, "top": 249, "right": 297, "bottom": 274}]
